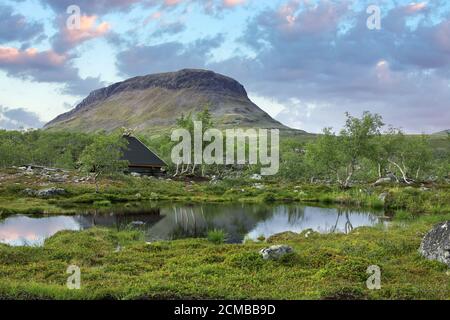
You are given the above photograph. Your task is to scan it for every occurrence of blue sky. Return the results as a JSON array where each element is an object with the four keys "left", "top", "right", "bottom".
[{"left": 1, "top": 0, "right": 450, "bottom": 133}]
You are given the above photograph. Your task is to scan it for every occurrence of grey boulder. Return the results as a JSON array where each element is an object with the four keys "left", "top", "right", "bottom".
[
  {"left": 36, "top": 187, "right": 67, "bottom": 198},
  {"left": 259, "top": 245, "right": 293, "bottom": 260},
  {"left": 419, "top": 221, "right": 450, "bottom": 267}
]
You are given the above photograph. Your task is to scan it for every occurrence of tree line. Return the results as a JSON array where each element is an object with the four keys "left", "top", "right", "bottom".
[{"left": 0, "top": 111, "right": 448, "bottom": 186}]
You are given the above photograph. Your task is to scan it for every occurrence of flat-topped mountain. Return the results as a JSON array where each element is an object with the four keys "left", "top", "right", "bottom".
[
  {"left": 45, "top": 69, "right": 292, "bottom": 133},
  {"left": 434, "top": 129, "right": 450, "bottom": 136}
]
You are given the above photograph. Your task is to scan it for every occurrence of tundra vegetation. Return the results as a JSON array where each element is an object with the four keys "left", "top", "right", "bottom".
[{"left": 0, "top": 111, "right": 449, "bottom": 300}]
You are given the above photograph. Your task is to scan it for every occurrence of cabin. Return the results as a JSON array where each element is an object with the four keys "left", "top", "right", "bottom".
[{"left": 121, "top": 135, "right": 167, "bottom": 176}]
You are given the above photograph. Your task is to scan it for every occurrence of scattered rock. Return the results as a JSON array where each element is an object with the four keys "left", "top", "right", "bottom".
[
  {"left": 419, "top": 221, "right": 450, "bottom": 267},
  {"left": 130, "top": 221, "right": 145, "bottom": 226},
  {"left": 36, "top": 187, "right": 67, "bottom": 198},
  {"left": 259, "top": 245, "right": 294, "bottom": 260},
  {"left": 131, "top": 172, "right": 141, "bottom": 177},
  {"left": 22, "top": 188, "right": 36, "bottom": 196},
  {"left": 250, "top": 174, "right": 262, "bottom": 180},
  {"left": 49, "top": 175, "right": 68, "bottom": 183},
  {"left": 299, "top": 228, "right": 318, "bottom": 238},
  {"left": 378, "top": 192, "right": 389, "bottom": 203},
  {"left": 373, "top": 177, "right": 395, "bottom": 186}
]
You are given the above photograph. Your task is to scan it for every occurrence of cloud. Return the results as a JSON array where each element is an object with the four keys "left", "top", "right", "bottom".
[
  {"left": 0, "top": 47, "right": 68, "bottom": 81},
  {"left": 0, "top": 106, "right": 45, "bottom": 129},
  {"left": 116, "top": 34, "right": 223, "bottom": 76},
  {"left": 0, "top": 46, "right": 105, "bottom": 96},
  {"left": 111, "top": 0, "right": 450, "bottom": 133},
  {"left": 0, "top": 5, "right": 44, "bottom": 43},
  {"left": 152, "top": 21, "right": 186, "bottom": 37},
  {"left": 52, "top": 15, "right": 111, "bottom": 53},
  {"left": 160, "top": 0, "right": 247, "bottom": 15},
  {"left": 36, "top": 0, "right": 141, "bottom": 14},
  {"left": 205, "top": 1, "right": 450, "bottom": 133}
]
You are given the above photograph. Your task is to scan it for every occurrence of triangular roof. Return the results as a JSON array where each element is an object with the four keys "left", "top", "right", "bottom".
[{"left": 122, "top": 135, "right": 167, "bottom": 167}]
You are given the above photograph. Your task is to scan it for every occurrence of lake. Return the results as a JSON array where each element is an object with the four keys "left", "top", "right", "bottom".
[{"left": 0, "top": 203, "right": 386, "bottom": 246}]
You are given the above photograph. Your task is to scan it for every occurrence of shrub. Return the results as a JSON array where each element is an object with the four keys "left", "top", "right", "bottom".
[
  {"left": 93, "top": 200, "right": 112, "bottom": 207},
  {"left": 393, "top": 210, "right": 414, "bottom": 221},
  {"left": 207, "top": 229, "right": 227, "bottom": 244},
  {"left": 227, "top": 252, "right": 264, "bottom": 271},
  {"left": 263, "top": 192, "right": 276, "bottom": 202}
]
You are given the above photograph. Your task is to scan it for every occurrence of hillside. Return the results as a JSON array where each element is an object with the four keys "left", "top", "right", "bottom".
[
  {"left": 434, "top": 129, "right": 450, "bottom": 136},
  {"left": 45, "top": 69, "right": 294, "bottom": 134}
]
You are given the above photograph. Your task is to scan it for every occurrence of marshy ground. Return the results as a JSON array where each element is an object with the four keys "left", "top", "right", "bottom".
[{"left": 0, "top": 168, "right": 449, "bottom": 300}]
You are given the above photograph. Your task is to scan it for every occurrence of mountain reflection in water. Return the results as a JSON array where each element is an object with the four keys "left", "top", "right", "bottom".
[{"left": 0, "top": 203, "right": 383, "bottom": 246}]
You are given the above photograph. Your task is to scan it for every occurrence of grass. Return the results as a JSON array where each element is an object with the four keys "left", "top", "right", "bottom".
[
  {"left": 207, "top": 229, "right": 227, "bottom": 244},
  {"left": 0, "top": 214, "right": 449, "bottom": 300},
  {"left": 0, "top": 167, "right": 448, "bottom": 217}
]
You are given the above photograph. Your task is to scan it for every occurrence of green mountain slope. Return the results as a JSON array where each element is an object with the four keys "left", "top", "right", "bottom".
[{"left": 45, "top": 69, "right": 297, "bottom": 134}]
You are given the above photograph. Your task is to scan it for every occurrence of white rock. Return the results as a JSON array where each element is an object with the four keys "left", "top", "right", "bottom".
[{"left": 259, "top": 245, "right": 294, "bottom": 260}]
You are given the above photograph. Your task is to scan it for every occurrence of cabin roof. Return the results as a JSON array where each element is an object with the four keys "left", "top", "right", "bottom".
[{"left": 121, "top": 135, "right": 167, "bottom": 167}]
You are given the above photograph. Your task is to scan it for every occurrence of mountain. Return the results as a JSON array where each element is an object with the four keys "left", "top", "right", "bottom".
[
  {"left": 45, "top": 69, "right": 294, "bottom": 134},
  {"left": 433, "top": 129, "right": 450, "bottom": 136}
]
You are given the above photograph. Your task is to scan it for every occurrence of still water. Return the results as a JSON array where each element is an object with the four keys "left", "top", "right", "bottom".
[{"left": 0, "top": 203, "right": 385, "bottom": 246}]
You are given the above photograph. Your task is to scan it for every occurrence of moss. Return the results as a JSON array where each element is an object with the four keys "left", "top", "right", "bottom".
[
  {"left": 0, "top": 214, "right": 449, "bottom": 300},
  {"left": 0, "top": 170, "right": 448, "bottom": 215}
]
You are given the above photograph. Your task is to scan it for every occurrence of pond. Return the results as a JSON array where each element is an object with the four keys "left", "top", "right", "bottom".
[{"left": 0, "top": 203, "right": 387, "bottom": 246}]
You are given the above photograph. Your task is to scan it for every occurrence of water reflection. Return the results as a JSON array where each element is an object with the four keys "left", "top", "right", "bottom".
[{"left": 0, "top": 203, "right": 384, "bottom": 246}]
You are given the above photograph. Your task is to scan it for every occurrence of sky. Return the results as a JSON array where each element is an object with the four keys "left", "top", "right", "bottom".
[{"left": 0, "top": 0, "right": 449, "bottom": 133}]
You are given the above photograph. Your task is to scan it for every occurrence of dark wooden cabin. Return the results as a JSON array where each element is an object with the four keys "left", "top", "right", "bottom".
[{"left": 121, "top": 135, "right": 167, "bottom": 176}]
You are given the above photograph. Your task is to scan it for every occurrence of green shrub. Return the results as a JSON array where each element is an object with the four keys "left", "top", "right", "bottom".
[
  {"left": 93, "top": 200, "right": 112, "bottom": 207},
  {"left": 263, "top": 192, "right": 276, "bottom": 202},
  {"left": 227, "top": 252, "right": 264, "bottom": 271},
  {"left": 207, "top": 229, "right": 227, "bottom": 244},
  {"left": 393, "top": 210, "right": 414, "bottom": 221}
]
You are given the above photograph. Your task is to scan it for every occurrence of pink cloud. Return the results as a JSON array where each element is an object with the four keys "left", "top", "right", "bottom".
[
  {"left": 276, "top": 1, "right": 349, "bottom": 35},
  {"left": 60, "top": 15, "right": 110, "bottom": 48},
  {"left": 433, "top": 20, "right": 450, "bottom": 52},
  {"left": 0, "top": 47, "right": 67, "bottom": 67},
  {"left": 405, "top": 2, "right": 427, "bottom": 14},
  {"left": 164, "top": 0, "right": 184, "bottom": 6},
  {"left": 223, "top": 0, "right": 246, "bottom": 7}
]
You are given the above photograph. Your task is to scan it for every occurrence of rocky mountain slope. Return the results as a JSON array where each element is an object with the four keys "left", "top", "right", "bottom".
[{"left": 45, "top": 69, "right": 292, "bottom": 133}]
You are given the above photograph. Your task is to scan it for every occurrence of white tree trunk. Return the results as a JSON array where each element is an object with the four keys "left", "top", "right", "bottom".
[{"left": 388, "top": 160, "right": 412, "bottom": 184}]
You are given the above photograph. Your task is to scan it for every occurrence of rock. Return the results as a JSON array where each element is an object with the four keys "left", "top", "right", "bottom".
[
  {"left": 131, "top": 172, "right": 141, "bottom": 177},
  {"left": 420, "top": 187, "right": 431, "bottom": 192},
  {"left": 250, "top": 174, "right": 262, "bottom": 180},
  {"left": 299, "top": 228, "right": 318, "bottom": 238},
  {"left": 36, "top": 187, "right": 67, "bottom": 198},
  {"left": 419, "top": 221, "right": 450, "bottom": 267},
  {"left": 49, "top": 174, "right": 68, "bottom": 183},
  {"left": 378, "top": 192, "right": 389, "bottom": 203},
  {"left": 130, "top": 221, "right": 145, "bottom": 227},
  {"left": 373, "top": 177, "right": 394, "bottom": 186},
  {"left": 253, "top": 183, "right": 265, "bottom": 190},
  {"left": 259, "top": 245, "right": 294, "bottom": 260},
  {"left": 22, "top": 188, "right": 36, "bottom": 196}
]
